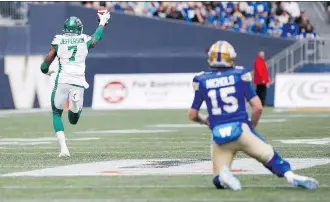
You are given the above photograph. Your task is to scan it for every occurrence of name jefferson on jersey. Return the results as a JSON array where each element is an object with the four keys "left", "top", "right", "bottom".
[{"left": 51, "top": 34, "right": 93, "bottom": 89}]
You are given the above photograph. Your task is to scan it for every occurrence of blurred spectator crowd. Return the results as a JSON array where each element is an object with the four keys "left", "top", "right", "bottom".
[
  {"left": 0, "top": 1, "right": 319, "bottom": 40},
  {"left": 325, "top": 2, "right": 330, "bottom": 23},
  {"left": 83, "top": 1, "right": 318, "bottom": 39},
  {"left": 0, "top": 2, "right": 28, "bottom": 20}
]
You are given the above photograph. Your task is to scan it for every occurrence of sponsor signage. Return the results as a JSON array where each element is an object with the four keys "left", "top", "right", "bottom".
[
  {"left": 275, "top": 73, "right": 330, "bottom": 108},
  {"left": 92, "top": 73, "right": 201, "bottom": 109}
]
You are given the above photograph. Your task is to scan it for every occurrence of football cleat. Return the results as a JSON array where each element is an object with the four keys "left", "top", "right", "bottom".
[
  {"left": 219, "top": 166, "right": 242, "bottom": 191},
  {"left": 290, "top": 175, "right": 319, "bottom": 189},
  {"left": 56, "top": 131, "right": 70, "bottom": 157},
  {"left": 59, "top": 146, "right": 70, "bottom": 158}
]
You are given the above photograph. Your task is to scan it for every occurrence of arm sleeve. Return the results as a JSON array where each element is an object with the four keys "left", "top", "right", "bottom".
[
  {"left": 93, "top": 27, "right": 104, "bottom": 42},
  {"left": 242, "top": 71, "right": 257, "bottom": 101},
  {"left": 190, "top": 76, "right": 204, "bottom": 110},
  {"left": 86, "top": 35, "right": 93, "bottom": 49},
  {"left": 87, "top": 27, "right": 104, "bottom": 49}
]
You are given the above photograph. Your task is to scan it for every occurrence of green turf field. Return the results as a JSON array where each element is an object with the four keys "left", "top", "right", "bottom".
[{"left": 0, "top": 108, "right": 329, "bottom": 202}]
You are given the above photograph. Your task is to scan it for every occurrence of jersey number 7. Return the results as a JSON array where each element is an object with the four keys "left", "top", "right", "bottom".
[
  {"left": 68, "top": 45, "right": 77, "bottom": 62},
  {"left": 208, "top": 86, "right": 238, "bottom": 115}
]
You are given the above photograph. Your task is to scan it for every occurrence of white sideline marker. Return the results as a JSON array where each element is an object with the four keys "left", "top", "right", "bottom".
[
  {"left": 148, "top": 119, "right": 287, "bottom": 128},
  {"left": 275, "top": 138, "right": 330, "bottom": 145},
  {"left": 74, "top": 129, "right": 173, "bottom": 134}
]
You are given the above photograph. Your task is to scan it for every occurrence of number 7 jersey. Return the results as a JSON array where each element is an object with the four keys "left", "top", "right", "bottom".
[
  {"left": 51, "top": 34, "right": 93, "bottom": 89},
  {"left": 191, "top": 66, "right": 257, "bottom": 129}
]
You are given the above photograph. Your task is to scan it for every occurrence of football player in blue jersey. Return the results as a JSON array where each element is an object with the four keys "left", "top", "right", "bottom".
[{"left": 188, "top": 40, "right": 319, "bottom": 191}]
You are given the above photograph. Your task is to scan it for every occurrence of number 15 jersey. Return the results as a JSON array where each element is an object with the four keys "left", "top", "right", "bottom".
[
  {"left": 51, "top": 34, "right": 93, "bottom": 89},
  {"left": 191, "top": 66, "right": 257, "bottom": 129}
]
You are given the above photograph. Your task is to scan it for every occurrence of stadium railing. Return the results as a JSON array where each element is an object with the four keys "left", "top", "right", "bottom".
[
  {"left": 266, "top": 36, "right": 330, "bottom": 84},
  {"left": 0, "top": 2, "right": 29, "bottom": 26}
]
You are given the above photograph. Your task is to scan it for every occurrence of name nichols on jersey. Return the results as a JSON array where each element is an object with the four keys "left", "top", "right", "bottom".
[{"left": 206, "top": 75, "right": 235, "bottom": 89}]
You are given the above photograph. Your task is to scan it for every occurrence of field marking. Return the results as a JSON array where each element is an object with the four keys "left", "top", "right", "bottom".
[
  {"left": 0, "top": 137, "right": 100, "bottom": 146},
  {"left": 148, "top": 119, "right": 287, "bottom": 128},
  {"left": 2, "top": 199, "right": 329, "bottom": 202},
  {"left": 1, "top": 184, "right": 329, "bottom": 190},
  {"left": 0, "top": 199, "right": 259, "bottom": 202},
  {"left": 0, "top": 137, "right": 99, "bottom": 142},
  {"left": 1, "top": 148, "right": 328, "bottom": 154},
  {"left": 274, "top": 138, "right": 330, "bottom": 145},
  {"left": 0, "top": 199, "right": 260, "bottom": 202},
  {"left": 266, "top": 113, "right": 330, "bottom": 118},
  {"left": 0, "top": 141, "right": 210, "bottom": 145},
  {"left": 3, "top": 158, "right": 328, "bottom": 177},
  {"left": 0, "top": 199, "right": 313, "bottom": 202},
  {"left": 75, "top": 129, "right": 174, "bottom": 134},
  {"left": 0, "top": 151, "right": 208, "bottom": 155},
  {"left": 0, "top": 144, "right": 329, "bottom": 150}
]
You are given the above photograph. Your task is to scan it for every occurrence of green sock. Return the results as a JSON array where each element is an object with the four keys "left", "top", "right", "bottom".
[{"left": 53, "top": 109, "right": 64, "bottom": 132}]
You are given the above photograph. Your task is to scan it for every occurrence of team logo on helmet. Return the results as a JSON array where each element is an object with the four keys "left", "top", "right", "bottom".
[{"left": 63, "top": 16, "right": 83, "bottom": 35}]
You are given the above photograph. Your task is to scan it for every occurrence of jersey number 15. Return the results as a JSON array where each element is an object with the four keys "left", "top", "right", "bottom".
[{"left": 208, "top": 86, "right": 239, "bottom": 115}]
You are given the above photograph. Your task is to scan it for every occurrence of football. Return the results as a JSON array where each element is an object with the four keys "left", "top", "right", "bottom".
[{"left": 97, "top": 6, "right": 108, "bottom": 15}]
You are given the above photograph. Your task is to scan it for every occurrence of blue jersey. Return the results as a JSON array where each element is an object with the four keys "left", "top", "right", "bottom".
[{"left": 191, "top": 66, "right": 256, "bottom": 129}]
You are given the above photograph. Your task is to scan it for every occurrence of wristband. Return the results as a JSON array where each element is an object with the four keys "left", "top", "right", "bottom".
[{"left": 40, "top": 61, "right": 49, "bottom": 74}]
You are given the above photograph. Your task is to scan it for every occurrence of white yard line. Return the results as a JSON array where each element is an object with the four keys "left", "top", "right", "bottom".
[
  {"left": 0, "top": 141, "right": 210, "bottom": 145},
  {"left": 266, "top": 113, "right": 330, "bottom": 118},
  {"left": 3, "top": 199, "right": 329, "bottom": 202},
  {"left": 0, "top": 199, "right": 277, "bottom": 202},
  {"left": 0, "top": 109, "right": 51, "bottom": 115},
  {"left": 0, "top": 184, "right": 328, "bottom": 190},
  {"left": 0, "top": 144, "right": 328, "bottom": 150},
  {"left": 0, "top": 151, "right": 208, "bottom": 155}
]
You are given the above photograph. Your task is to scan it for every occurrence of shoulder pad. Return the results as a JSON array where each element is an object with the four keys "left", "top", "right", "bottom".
[
  {"left": 241, "top": 71, "right": 252, "bottom": 82},
  {"left": 52, "top": 35, "right": 62, "bottom": 45},
  {"left": 51, "top": 35, "right": 62, "bottom": 45},
  {"left": 195, "top": 71, "right": 205, "bottom": 76},
  {"left": 82, "top": 34, "right": 92, "bottom": 41},
  {"left": 234, "top": 65, "right": 245, "bottom": 70},
  {"left": 192, "top": 72, "right": 204, "bottom": 91}
]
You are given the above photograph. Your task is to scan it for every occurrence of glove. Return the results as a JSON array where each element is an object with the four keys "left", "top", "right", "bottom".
[
  {"left": 97, "top": 11, "right": 111, "bottom": 26},
  {"left": 46, "top": 70, "right": 55, "bottom": 76}
]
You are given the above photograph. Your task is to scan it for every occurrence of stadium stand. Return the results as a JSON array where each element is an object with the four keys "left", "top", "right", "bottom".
[
  {"left": 324, "top": 2, "right": 330, "bottom": 22},
  {"left": 83, "top": 1, "right": 317, "bottom": 39},
  {"left": 0, "top": 1, "right": 318, "bottom": 39}
]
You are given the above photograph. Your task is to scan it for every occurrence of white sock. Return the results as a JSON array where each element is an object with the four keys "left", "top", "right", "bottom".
[
  {"left": 284, "top": 171, "right": 295, "bottom": 183},
  {"left": 56, "top": 131, "right": 67, "bottom": 148},
  {"left": 70, "top": 102, "right": 79, "bottom": 113}
]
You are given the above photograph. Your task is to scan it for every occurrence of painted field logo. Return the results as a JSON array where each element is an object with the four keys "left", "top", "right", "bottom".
[
  {"left": 2, "top": 158, "right": 330, "bottom": 177},
  {"left": 103, "top": 81, "right": 128, "bottom": 104}
]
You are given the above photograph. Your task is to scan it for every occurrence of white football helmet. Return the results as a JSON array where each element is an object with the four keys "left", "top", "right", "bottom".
[{"left": 207, "top": 40, "right": 237, "bottom": 68}]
